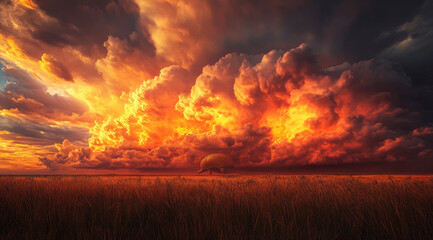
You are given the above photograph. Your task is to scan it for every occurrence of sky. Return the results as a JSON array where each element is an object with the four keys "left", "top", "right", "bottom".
[
  {"left": 0, "top": 62, "right": 6, "bottom": 89},
  {"left": 0, "top": 0, "right": 433, "bottom": 174}
]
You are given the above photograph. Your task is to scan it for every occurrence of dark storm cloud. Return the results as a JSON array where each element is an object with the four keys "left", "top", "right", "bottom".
[
  {"left": 32, "top": 0, "right": 155, "bottom": 57},
  {"left": 2, "top": 0, "right": 430, "bottom": 83},
  {"left": 379, "top": 0, "right": 433, "bottom": 86},
  {"left": 0, "top": 0, "right": 155, "bottom": 61},
  {"left": 0, "top": 66, "right": 88, "bottom": 117},
  {"left": 215, "top": 0, "right": 422, "bottom": 55},
  {"left": 209, "top": 0, "right": 430, "bottom": 85},
  {"left": 0, "top": 116, "right": 90, "bottom": 145}
]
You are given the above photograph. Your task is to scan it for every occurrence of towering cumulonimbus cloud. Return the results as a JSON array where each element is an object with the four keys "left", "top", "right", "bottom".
[{"left": 40, "top": 44, "right": 433, "bottom": 170}]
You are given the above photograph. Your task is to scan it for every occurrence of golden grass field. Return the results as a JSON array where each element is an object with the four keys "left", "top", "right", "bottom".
[{"left": 0, "top": 175, "right": 433, "bottom": 239}]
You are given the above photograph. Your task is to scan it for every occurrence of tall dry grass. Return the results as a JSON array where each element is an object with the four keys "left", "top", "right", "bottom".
[{"left": 0, "top": 175, "right": 432, "bottom": 239}]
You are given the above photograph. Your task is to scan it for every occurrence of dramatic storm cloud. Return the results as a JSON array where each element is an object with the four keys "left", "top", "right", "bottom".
[
  {"left": 0, "top": 0, "right": 432, "bottom": 172},
  {"left": 40, "top": 45, "right": 433, "bottom": 170}
]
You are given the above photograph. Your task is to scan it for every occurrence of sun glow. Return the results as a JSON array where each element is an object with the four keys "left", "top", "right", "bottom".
[{"left": 265, "top": 104, "right": 317, "bottom": 143}]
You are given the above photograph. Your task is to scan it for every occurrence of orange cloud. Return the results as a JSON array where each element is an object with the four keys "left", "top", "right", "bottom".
[
  {"left": 39, "top": 54, "right": 73, "bottom": 81},
  {"left": 16, "top": 0, "right": 37, "bottom": 9},
  {"left": 39, "top": 44, "right": 433, "bottom": 171}
]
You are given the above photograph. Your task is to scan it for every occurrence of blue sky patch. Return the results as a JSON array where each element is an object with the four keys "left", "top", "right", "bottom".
[{"left": 0, "top": 61, "right": 7, "bottom": 90}]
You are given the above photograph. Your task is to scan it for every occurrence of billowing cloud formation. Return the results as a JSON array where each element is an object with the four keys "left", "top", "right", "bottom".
[{"left": 40, "top": 44, "right": 433, "bottom": 170}]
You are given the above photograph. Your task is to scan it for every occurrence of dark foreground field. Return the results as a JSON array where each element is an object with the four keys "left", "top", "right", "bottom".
[{"left": 1, "top": 175, "right": 433, "bottom": 239}]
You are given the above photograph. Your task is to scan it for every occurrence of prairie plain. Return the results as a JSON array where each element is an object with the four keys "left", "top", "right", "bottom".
[{"left": 0, "top": 175, "right": 432, "bottom": 239}]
